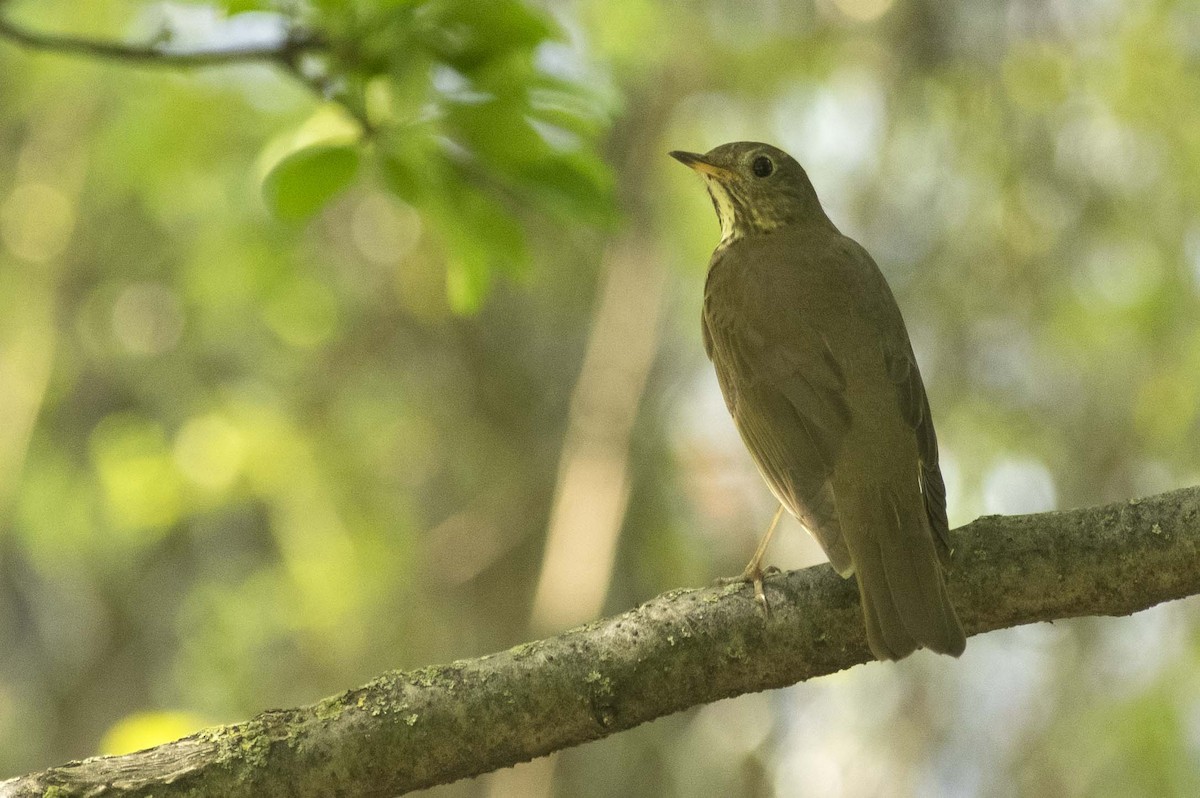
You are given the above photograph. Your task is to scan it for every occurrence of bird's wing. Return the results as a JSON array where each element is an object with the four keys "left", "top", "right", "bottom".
[
  {"left": 703, "top": 304, "right": 855, "bottom": 576},
  {"left": 881, "top": 334, "right": 952, "bottom": 563},
  {"left": 847, "top": 237, "right": 952, "bottom": 565}
]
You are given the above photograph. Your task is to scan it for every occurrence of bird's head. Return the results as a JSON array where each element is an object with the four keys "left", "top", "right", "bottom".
[{"left": 670, "top": 142, "right": 827, "bottom": 246}]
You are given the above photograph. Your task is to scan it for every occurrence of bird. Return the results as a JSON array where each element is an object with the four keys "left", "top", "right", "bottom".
[{"left": 670, "top": 141, "right": 965, "bottom": 660}]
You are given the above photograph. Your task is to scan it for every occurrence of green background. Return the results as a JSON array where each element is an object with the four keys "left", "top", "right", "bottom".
[{"left": 1, "top": 0, "right": 1198, "bottom": 795}]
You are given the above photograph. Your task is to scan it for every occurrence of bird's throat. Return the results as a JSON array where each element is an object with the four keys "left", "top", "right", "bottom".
[{"left": 704, "top": 179, "right": 742, "bottom": 248}]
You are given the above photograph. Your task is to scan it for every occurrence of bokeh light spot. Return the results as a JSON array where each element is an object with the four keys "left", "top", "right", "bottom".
[
  {"left": 112, "top": 282, "right": 185, "bottom": 355},
  {"left": 174, "top": 414, "right": 247, "bottom": 492},
  {"left": 0, "top": 182, "right": 75, "bottom": 263},
  {"left": 983, "top": 458, "right": 1057, "bottom": 515},
  {"left": 831, "top": 0, "right": 894, "bottom": 23},
  {"left": 350, "top": 192, "right": 422, "bottom": 267},
  {"left": 262, "top": 277, "right": 339, "bottom": 348},
  {"left": 100, "top": 711, "right": 210, "bottom": 756},
  {"left": 89, "top": 415, "right": 184, "bottom": 532}
]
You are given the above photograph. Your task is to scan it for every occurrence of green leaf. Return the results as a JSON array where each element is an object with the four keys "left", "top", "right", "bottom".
[
  {"left": 262, "top": 145, "right": 361, "bottom": 221},
  {"left": 379, "top": 142, "right": 527, "bottom": 313},
  {"left": 447, "top": 187, "right": 527, "bottom": 272},
  {"left": 436, "top": 184, "right": 528, "bottom": 312},
  {"left": 417, "top": 0, "right": 553, "bottom": 72},
  {"left": 379, "top": 137, "right": 443, "bottom": 204},
  {"left": 220, "top": 0, "right": 269, "bottom": 13},
  {"left": 445, "top": 257, "right": 491, "bottom": 314},
  {"left": 518, "top": 155, "right": 615, "bottom": 226}
]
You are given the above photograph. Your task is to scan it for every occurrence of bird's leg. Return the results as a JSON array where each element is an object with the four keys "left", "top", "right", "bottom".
[
  {"left": 741, "top": 503, "right": 784, "bottom": 610},
  {"left": 718, "top": 504, "right": 785, "bottom": 613}
]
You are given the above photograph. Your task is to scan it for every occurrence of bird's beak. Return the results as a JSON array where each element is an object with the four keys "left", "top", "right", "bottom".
[{"left": 670, "top": 150, "right": 733, "bottom": 180}]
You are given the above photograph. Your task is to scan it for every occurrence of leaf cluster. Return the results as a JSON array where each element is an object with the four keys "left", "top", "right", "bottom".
[{"left": 255, "top": 0, "right": 616, "bottom": 309}]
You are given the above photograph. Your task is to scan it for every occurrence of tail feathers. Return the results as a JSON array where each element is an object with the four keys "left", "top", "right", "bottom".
[
  {"left": 856, "top": 553, "right": 918, "bottom": 661},
  {"left": 850, "top": 487, "right": 965, "bottom": 660}
]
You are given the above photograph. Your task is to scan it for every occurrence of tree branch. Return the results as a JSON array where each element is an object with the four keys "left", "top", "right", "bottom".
[
  {"left": 3, "top": 485, "right": 1199, "bottom": 797},
  {"left": 0, "top": 8, "right": 374, "bottom": 130},
  {"left": 0, "top": 8, "right": 324, "bottom": 68}
]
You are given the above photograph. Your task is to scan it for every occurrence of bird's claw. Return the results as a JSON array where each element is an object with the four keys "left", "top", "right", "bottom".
[{"left": 715, "top": 565, "right": 781, "bottom": 617}]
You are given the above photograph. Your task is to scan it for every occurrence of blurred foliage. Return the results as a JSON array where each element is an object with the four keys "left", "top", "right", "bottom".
[
  {"left": 258, "top": 0, "right": 617, "bottom": 308},
  {"left": 1, "top": 0, "right": 1199, "bottom": 797},
  {"left": 303, "top": 0, "right": 615, "bottom": 310}
]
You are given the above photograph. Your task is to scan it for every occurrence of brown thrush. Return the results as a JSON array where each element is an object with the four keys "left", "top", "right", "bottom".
[{"left": 672, "top": 142, "right": 965, "bottom": 660}]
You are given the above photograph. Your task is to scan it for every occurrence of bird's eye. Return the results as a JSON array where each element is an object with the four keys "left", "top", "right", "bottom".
[{"left": 751, "top": 155, "right": 774, "bottom": 178}]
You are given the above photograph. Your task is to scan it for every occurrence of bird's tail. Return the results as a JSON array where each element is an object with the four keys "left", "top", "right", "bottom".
[{"left": 845, "top": 485, "right": 965, "bottom": 660}]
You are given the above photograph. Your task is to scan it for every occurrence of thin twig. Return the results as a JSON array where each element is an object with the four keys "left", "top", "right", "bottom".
[
  {"left": 0, "top": 9, "right": 324, "bottom": 68},
  {"left": 0, "top": 9, "right": 375, "bottom": 132}
]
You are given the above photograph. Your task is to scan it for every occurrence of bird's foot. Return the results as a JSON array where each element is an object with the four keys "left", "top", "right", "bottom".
[{"left": 715, "top": 565, "right": 781, "bottom": 616}]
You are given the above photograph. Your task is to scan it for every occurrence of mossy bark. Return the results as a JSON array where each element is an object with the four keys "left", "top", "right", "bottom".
[{"left": 4, "top": 486, "right": 1199, "bottom": 797}]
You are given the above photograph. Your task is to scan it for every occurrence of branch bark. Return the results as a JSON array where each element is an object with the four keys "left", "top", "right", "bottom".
[{"left": 3, "top": 485, "right": 1199, "bottom": 797}]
